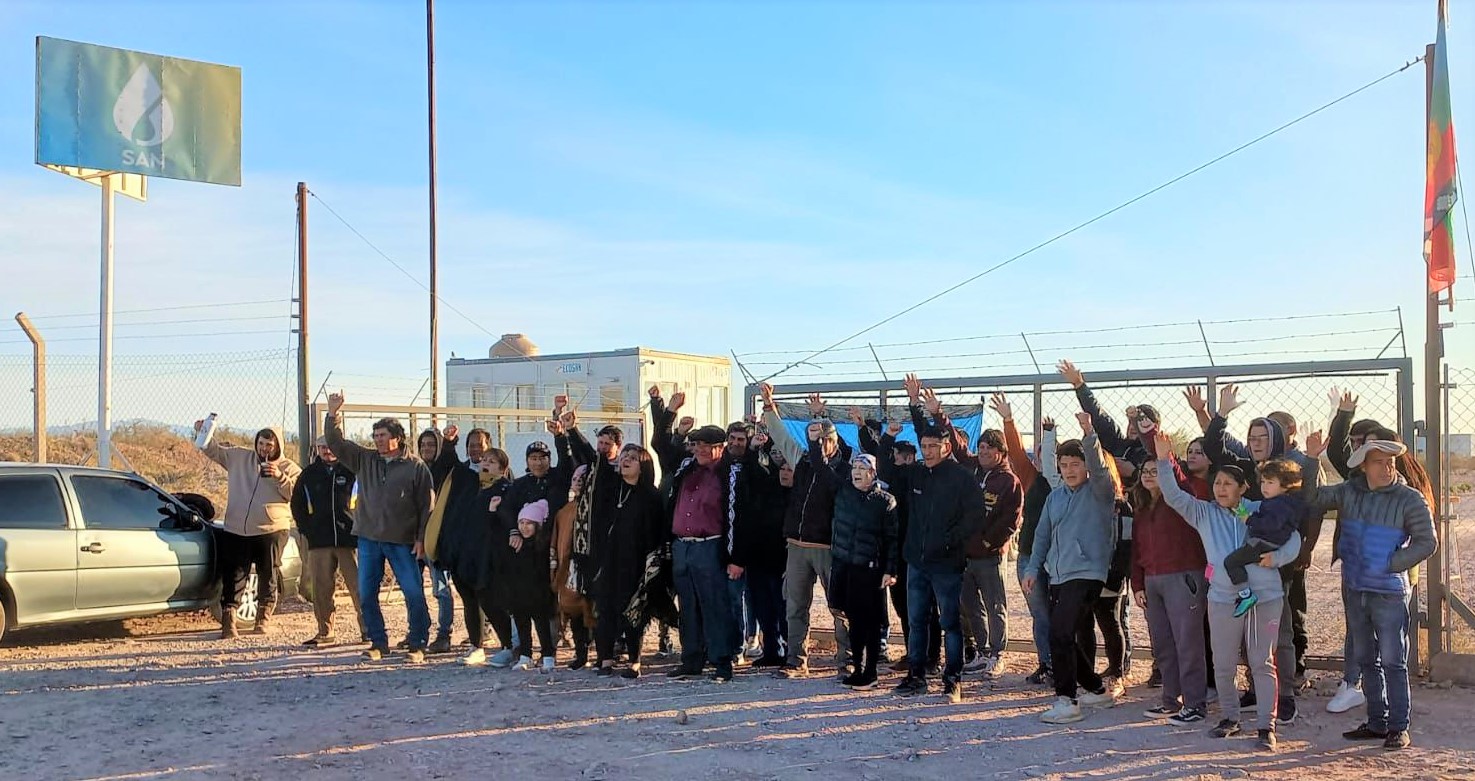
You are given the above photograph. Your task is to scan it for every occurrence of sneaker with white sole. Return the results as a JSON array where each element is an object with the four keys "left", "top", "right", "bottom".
[
  {"left": 744, "top": 642, "right": 764, "bottom": 659},
  {"left": 1041, "top": 696, "right": 1084, "bottom": 724},
  {"left": 1327, "top": 681, "right": 1366, "bottom": 714},
  {"left": 1104, "top": 677, "right": 1126, "bottom": 699},
  {"left": 1078, "top": 688, "right": 1117, "bottom": 708},
  {"left": 463, "top": 648, "right": 487, "bottom": 667},
  {"left": 983, "top": 655, "right": 1002, "bottom": 677},
  {"left": 489, "top": 648, "right": 517, "bottom": 668},
  {"left": 540, "top": 656, "right": 556, "bottom": 674},
  {"left": 512, "top": 655, "right": 535, "bottom": 671},
  {"left": 1143, "top": 705, "right": 1178, "bottom": 718},
  {"left": 1168, "top": 707, "right": 1207, "bottom": 725}
]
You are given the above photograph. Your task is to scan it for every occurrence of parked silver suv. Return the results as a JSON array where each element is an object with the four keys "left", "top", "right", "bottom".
[{"left": 0, "top": 463, "right": 301, "bottom": 643}]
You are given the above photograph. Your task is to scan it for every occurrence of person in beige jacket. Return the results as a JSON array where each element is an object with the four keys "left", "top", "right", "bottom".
[{"left": 196, "top": 422, "right": 301, "bottom": 639}]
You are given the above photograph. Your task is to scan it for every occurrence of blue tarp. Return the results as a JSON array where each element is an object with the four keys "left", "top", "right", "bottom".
[{"left": 776, "top": 414, "right": 984, "bottom": 453}]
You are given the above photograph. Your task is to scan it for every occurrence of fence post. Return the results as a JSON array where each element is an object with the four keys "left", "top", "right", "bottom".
[
  {"left": 1206, "top": 373, "right": 1219, "bottom": 416},
  {"left": 1031, "top": 382, "right": 1043, "bottom": 443},
  {"left": 14, "top": 313, "right": 46, "bottom": 463}
]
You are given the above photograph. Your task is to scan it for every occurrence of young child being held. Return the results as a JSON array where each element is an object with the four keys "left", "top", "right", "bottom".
[{"left": 1225, "top": 459, "right": 1304, "bottom": 617}]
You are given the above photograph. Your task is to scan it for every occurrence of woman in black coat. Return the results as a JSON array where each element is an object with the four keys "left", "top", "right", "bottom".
[
  {"left": 825, "top": 453, "right": 899, "bottom": 690},
  {"left": 590, "top": 445, "right": 669, "bottom": 678}
]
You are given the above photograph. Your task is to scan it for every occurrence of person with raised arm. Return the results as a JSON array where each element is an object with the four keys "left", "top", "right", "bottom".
[
  {"left": 321, "top": 392, "right": 434, "bottom": 663},
  {"left": 993, "top": 392, "right": 1060, "bottom": 686},
  {"left": 1151, "top": 430, "right": 1302, "bottom": 752},
  {"left": 889, "top": 374, "right": 986, "bottom": 704},
  {"left": 1022, "top": 409, "right": 1121, "bottom": 725}
]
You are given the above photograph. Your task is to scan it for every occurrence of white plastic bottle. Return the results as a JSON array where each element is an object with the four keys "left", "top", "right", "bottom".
[{"left": 195, "top": 413, "right": 219, "bottom": 449}]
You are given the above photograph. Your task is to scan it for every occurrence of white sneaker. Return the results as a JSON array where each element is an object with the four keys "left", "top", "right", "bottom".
[
  {"left": 1327, "top": 681, "right": 1366, "bottom": 714},
  {"left": 983, "top": 654, "right": 1002, "bottom": 677},
  {"left": 1041, "top": 696, "right": 1085, "bottom": 724},
  {"left": 462, "top": 648, "right": 487, "bottom": 667},
  {"left": 962, "top": 656, "right": 991, "bottom": 674},
  {"left": 1079, "top": 687, "right": 1118, "bottom": 708},
  {"left": 540, "top": 656, "right": 556, "bottom": 674},
  {"left": 512, "top": 655, "right": 535, "bottom": 671},
  {"left": 744, "top": 641, "right": 764, "bottom": 659}
]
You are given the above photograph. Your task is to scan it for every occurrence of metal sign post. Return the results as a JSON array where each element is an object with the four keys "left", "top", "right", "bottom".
[{"left": 99, "top": 174, "right": 116, "bottom": 467}]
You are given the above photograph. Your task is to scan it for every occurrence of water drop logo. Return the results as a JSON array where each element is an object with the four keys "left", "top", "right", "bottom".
[{"left": 112, "top": 64, "right": 174, "bottom": 147}]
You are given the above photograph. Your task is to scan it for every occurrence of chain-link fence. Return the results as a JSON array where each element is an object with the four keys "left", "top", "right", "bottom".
[
  {"left": 757, "top": 357, "right": 1414, "bottom": 668},
  {"left": 1443, "top": 366, "right": 1475, "bottom": 654}
]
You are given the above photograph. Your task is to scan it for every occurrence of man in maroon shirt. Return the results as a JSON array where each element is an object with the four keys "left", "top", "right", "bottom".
[{"left": 665, "top": 425, "right": 753, "bottom": 683}]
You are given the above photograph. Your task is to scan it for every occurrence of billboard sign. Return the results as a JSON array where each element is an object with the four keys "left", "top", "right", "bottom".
[{"left": 35, "top": 37, "right": 241, "bottom": 186}]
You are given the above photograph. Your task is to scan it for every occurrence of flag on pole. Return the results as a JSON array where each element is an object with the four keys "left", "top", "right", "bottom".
[{"left": 1426, "top": 0, "right": 1460, "bottom": 295}]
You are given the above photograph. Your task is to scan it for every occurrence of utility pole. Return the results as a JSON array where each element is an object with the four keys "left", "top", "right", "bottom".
[
  {"left": 427, "top": 0, "right": 440, "bottom": 418},
  {"left": 295, "top": 182, "right": 312, "bottom": 466},
  {"left": 1422, "top": 42, "right": 1447, "bottom": 658}
]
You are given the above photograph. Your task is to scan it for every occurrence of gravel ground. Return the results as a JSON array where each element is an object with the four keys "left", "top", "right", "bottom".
[{"left": 3, "top": 579, "right": 1474, "bottom": 781}]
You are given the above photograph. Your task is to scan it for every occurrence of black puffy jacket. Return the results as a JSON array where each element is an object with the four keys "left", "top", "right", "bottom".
[{"left": 829, "top": 482, "right": 900, "bottom": 574}]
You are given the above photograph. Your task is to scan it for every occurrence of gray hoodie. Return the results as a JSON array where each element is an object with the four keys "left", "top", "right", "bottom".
[
  {"left": 1156, "top": 456, "right": 1302, "bottom": 604},
  {"left": 1025, "top": 433, "right": 1118, "bottom": 585},
  {"left": 323, "top": 413, "right": 434, "bottom": 546}
]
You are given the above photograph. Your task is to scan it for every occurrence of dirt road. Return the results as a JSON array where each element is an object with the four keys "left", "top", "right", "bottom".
[{"left": 2, "top": 594, "right": 1473, "bottom": 781}]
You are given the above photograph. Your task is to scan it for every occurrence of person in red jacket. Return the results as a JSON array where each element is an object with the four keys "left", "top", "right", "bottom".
[{"left": 1131, "top": 448, "right": 1212, "bottom": 726}]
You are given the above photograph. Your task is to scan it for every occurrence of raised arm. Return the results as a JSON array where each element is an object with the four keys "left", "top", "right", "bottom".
[
  {"left": 1060, "top": 359, "right": 1138, "bottom": 460},
  {"left": 322, "top": 393, "right": 368, "bottom": 473},
  {"left": 1326, "top": 390, "right": 1358, "bottom": 480},
  {"left": 432, "top": 425, "right": 462, "bottom": 486},
  {"left": 1183, "top": 386, "right": 1213, "bottom": 433},
  {"left": 1078, "top": 418, "right": 1118, "bottom": 503},
  {"left": 1040, "top": 423, "right": 1062, "bottom": 489},
  {"left": 649, "top": 386, "right": 687, "bottom": 473},
  {"left": 759, "top": 382, "right": 805, "bottom": 467},
  {"left": 1151, "top": 432, "right": 1209, "bottom": 529}
]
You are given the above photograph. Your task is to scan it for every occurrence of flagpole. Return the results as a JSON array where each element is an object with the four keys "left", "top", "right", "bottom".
[{"left": 1423, "top": 41, "right": 1446, "bottom": 661}]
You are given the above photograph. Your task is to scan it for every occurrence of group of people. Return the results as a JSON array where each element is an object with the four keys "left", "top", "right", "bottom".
[{"left": 197, "top": 363, "right": 1437, "bottom": 754}]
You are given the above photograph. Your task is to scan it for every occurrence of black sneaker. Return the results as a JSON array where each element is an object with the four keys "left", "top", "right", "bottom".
[
  {"left": 428, "top": 636, "right": 453, "bottom": 654},
  {"left": 1383, "top": 730, "right": 1410, "bottom": 751},
  {"left": 1026, "top": 665, "right": 1053, "bottom": 686},
  {"left": 964, "top": 645, "right": 979, "bottom": 665},
  {"left": 666, "top": 665, "right": 702, "bottom": 679},
  {"left": 1238, "top": 689, "right": 1256, "bottom": 709},
  {"left": 944, "top": 679, "right": 963, "bottom": 704},
  {"left": 1143, "top": 705, "right": 1179, "bottom": 718},
  {"left": 1210, "top": 719, "right": 1241, "bottom": 738},
  {"left": 752, "top": 655, "right": 785, "bottom": 668},
  {"left": 926, "top": 662, "right": 942, "bottom": 678},
  {"left": 709, "top": 664, "right": 734, "bottom": 683},
  {"left": 1168, "top": 707, "right": 1207, "bottom": 725},
  {"left": 395, "top": 639, "right": 411, "bottom": 650},
  {"left": 1277, "top": 696, "right": 1297, "bottom": 725},
  {"left": 1146, "top": 667, "right": 1163, "bottom": 688},
  {"left": 597, "top": 665, "right": 616, "bottom": 677},
  {"left": 894, "top": 675, "right": 927, "bottom": 697},
  {"left": 1343, "top": 723, "right": 1389, "bottom": 741},
  {"left": 1257, "top": 729, "right": 1277, "bottom": 752}
]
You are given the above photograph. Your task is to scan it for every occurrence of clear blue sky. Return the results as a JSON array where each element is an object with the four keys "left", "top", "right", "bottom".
[{"left": 0, "top": 1, "right": 1471, "bottom": 430}]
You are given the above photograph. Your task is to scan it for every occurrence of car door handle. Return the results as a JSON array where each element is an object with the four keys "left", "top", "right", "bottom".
[{"left": 80, "top": 542, "right": 106, "bottom": 554}]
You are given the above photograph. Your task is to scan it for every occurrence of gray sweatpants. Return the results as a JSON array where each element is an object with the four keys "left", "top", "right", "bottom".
[
  {"left": 1209, "top": 598, "right": 1282, "bottom": 731},
  {"left": 1143, "top": 571, "right": 1209, "bottom": 711},
  {"left": 783, "top": 543, "right": 850, "bottom": 665},
  {"left": 961, "top": 554, "right": 1008, "bottom": 657}
]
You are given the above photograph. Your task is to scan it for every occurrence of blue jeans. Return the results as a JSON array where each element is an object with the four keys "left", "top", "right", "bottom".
[
  {"left": 1341, "top": 583, "right": 1362, "bottom": 686},
  {"left": 428, "top": 563, "right": 454, "bottom": 640},
  {"left": 358, "top": 538, "right": 430, "bottom": 649},
  {"left": 1017, "top": 558, "right": 1051, "bottom": 667},
  {"left": 905, "top": 564, "right": 964, "bottom": 683},
  {"left": 1347, "top": 589, "right": 1413, "bottom": 732},
  {"left": 726, "top": 573, "right": 748, "bottom": 659},
  {"left": 673, "top": 538, "right": 737, "bottom": 669}
]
